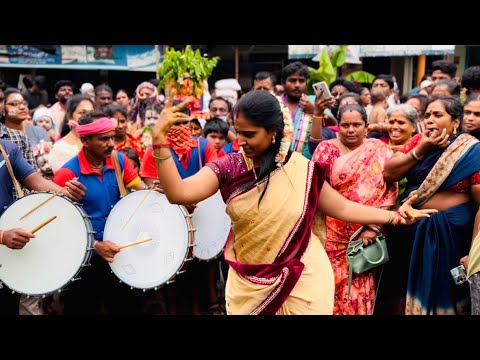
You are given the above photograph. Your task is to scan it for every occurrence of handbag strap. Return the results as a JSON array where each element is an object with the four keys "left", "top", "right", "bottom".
[
  {"left": 347, "top": 232, "right": 385, "bottom": 314},
  {"left": 0, "top": 143, "right": 24, "bottom": 198},
  {"left": 111, "top": 150, "right": 127, "bottom": 198}
]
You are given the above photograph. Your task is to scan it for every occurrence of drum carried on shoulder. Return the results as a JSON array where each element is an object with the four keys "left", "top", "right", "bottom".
[
  {"left": 0, "top": 189, "right": 231, "bottom": 296},
  {"left": 0, "top": 192, "right": 94, "bottom": 296},
  {"left": 103, "top": 190, "right": 231, "bottom": 291},
  {"left": 191, "top": 191, "right": 231, "bottom": 261},
  {"left": 103, "top": 190, "right": 195, "bottom": 291}
]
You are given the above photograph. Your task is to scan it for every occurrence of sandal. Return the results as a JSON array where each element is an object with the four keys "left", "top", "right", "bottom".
[{"left": 208, "top": 303, "right": 225, "bottom": 316}]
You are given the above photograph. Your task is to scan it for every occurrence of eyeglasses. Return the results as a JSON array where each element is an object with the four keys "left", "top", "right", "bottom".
[{"left": 6, "top": 101, "right": 28, "bottom": 108}]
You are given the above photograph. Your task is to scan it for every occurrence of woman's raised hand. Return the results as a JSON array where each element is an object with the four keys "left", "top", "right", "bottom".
[
  {"left": 395, "top": 194, "right": 438, "bottom": 225},
  {"left": 152, "top": 97, "right": 192, "bottom": 144},
  {"left": 416, "top": 128, "right": 450, "bottom": 156}
]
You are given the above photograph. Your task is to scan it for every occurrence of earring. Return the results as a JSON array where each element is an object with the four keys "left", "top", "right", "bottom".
[
  {"left": 272, "top": 137, "right": 276, "bottom": 144},
  {"left": 453, "top": 127, "right": 457, "bottom": 135}
]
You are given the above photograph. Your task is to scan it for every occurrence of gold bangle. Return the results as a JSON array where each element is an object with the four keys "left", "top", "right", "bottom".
[
  {"left": 385, "top": 211, "right": 394, "bottom": 225},
  {"left": 153, "top": 154, "right": 172, "bottom": 161},
  {"left": 312, "top": 115, "right": 326, "bottom": 126}
]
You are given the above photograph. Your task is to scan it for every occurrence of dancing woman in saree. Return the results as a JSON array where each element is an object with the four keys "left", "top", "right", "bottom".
[
  {"left": 151, "top": 91, "right": 435, "bottom": 315},
  {"left": 384, "top": 95, "right": 480, "bottom": 315},
  {"left": 312, "top": 104, "right": 398, "bottom": 315}
]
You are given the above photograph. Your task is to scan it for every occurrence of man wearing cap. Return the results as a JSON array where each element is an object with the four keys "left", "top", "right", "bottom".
[{"left": 53, "top": 111, "right": 149, "bottom": 315}]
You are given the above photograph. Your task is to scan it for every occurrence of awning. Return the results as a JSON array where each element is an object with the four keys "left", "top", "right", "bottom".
[
  {"left": 0, "top": 45, "right": 162, "bottom": 72},
  {"left": 288, "top": 45, "right": 455, "bottom": 60}
]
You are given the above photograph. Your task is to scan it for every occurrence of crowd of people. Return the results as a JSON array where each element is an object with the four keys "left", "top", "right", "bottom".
[{"left": 2, "top": 59, "right": 480, "bottom": 315}]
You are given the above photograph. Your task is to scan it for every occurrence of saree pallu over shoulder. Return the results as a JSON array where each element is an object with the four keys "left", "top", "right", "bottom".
[
  {"left": 405, "top": 133, "right": 480, "bottom": 206},
  {"left": 222, "top": 153, "right": 333, "bottom": 314},
  {"left": 403, "top": 134, "right": 480, "bottom": 315}
]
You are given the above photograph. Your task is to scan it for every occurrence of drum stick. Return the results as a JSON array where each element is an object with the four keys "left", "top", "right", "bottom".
[
  {"left": 19, "top": 178, "right": 77, "bottom": 220},
  {"left": 30, "top": 216, "right": 57, "bottom": 234},
  {"left": 118, "top": 237, "right": 153, "bottom": 249},
  {"left": 121, "top": 188, "right": 154, "bottom": 230}
]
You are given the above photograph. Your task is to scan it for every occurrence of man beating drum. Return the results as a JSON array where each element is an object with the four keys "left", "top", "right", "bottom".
[
  {"left": 0, "top": 138, "right": 86, "bottom": 315},
  {"left": 53, "top": 111, "right": 153, "bottom": 315}
]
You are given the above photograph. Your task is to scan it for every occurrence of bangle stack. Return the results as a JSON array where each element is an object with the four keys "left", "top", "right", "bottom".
[
  {"left": 410, "top": 148, "right": 424, "bottom": 161},
  {"left": 153, "top": 144, "right": 172, "bottom": 161}
]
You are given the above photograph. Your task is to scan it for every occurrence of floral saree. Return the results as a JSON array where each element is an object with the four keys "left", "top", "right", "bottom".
[{"left": 312, "top": 138, "right": 397, "bottom": 315}]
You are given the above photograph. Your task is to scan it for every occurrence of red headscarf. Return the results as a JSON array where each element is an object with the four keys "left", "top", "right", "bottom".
[{"left": 164, "top": 125, "right": 197, "bottom": 168}]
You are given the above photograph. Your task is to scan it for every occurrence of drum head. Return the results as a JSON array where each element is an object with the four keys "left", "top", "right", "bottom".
[
  {"left": 0, "top": 193, "right": 91, "bottom": 295},
  {"left": 104, "top": 191, "right": 191, "bottom": 289},
  {"left": 191, "top": 191, "right": 231, "bottom": 261}
]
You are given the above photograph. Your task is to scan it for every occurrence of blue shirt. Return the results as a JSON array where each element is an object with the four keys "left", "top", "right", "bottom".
[
  {"left": 59, "top": 152, "right": 125, "bottom": 241},
  {"left": 0, "top": 139, "right": 35, "bottom": 215}
]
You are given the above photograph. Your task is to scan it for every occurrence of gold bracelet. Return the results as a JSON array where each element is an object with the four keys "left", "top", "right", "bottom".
[{"left": 152, "top": 154, "right": 172, "bottom": 161}]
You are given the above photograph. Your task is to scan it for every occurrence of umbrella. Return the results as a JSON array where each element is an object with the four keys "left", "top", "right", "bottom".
[{"left": 345, "top": 70, "right": 376, "bottom": 84}]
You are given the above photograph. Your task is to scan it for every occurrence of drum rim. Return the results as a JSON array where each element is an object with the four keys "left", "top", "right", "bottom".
[{"left": 0, "top": 191, "right": 94, "bottom": 296}]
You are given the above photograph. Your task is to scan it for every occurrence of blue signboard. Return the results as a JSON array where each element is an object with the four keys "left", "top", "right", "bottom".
[{"left": 0, "top": 45, "right": 161, "bottom": 72}]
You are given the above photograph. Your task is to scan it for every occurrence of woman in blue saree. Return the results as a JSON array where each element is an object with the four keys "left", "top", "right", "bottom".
[{"left": 382, "top": 95, "right": 480, "bottom": 315}]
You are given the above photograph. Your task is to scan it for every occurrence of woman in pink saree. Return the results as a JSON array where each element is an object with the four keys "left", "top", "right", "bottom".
[
  {"left": 150, "top": 92, "right": 433, "bottom": 315},
  {"left": 312, "top": 104, "right": 398, "bottom": 315}
]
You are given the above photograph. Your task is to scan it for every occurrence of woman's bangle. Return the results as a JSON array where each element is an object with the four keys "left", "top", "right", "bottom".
[
  {"left": 0, "top": 230, "right": 4, "bottom": 245},
  {"left": 385, "top": 211, "right": 395, "bottom": 225},
  {"left": 93, "top": 240, "right": 99, "bottom": 249},
  {"left": 309, "top": 135, "right": 322, "bottom": 143},
  {"left": 312, "top": 114, "right": 327, "bottom": 126},
  {"left": 410, "top": 148, "right": 424, "bottom": 161},
  {"left": 153, "top": 154, "right": 172, "bottom": 161}
]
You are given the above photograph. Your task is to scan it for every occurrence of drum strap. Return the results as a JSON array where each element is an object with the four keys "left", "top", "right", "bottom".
[
  {"left": 0, "top": 143, "right": 24, "bottom": 198},
  {"left": 111, "top": 150, "right": 127, "bottom": 198}
]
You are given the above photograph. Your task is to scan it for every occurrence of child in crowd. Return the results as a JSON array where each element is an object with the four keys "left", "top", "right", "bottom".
[{"left": 203, "top": 117, "right": 229, "bottom": 158}]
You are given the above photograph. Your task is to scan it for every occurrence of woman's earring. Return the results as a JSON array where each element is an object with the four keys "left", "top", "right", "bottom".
[
  {"left": 272, "top": 137, "right": 276, "bottom": 144},
  {"left": 453, "top": 127, "right": 457, "bottom": 135}
]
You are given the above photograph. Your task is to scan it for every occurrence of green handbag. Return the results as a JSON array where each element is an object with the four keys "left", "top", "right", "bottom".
[{"left": 346, "top": 226, "right": 389, "bottom": 302}]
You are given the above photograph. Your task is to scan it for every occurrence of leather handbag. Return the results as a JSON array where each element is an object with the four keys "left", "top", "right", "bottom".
[{"left": 346, "top": 226, "right": 389, "bottom": 301}]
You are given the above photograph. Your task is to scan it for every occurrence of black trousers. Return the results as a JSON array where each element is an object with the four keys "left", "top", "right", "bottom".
[
  {"left": 62, "top": 255, "right": 144, "bottom": 315},
  {"left": 0, "top": 286, "right": 20, "bottom": 315}
]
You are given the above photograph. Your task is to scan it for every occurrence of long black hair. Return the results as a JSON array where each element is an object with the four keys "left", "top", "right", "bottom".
[{"left": 234, "top": 90, "right": 287, "bottom": 203}]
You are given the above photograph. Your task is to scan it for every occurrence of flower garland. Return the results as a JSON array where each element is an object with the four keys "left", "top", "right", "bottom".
[{"left": 274, "top": 94, "right": 294, "bottom": 167}]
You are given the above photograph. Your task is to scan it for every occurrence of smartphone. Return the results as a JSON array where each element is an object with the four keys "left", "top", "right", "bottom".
[{"left": 313, "top": 81, "right": 332, "bottom": 98}]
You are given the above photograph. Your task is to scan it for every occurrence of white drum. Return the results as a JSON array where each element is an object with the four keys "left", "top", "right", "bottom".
[
  {"left": 103, "top": 190, "right": 194, "bottom": 290},
  {"left": 191, "top": 191, "right": 231, "bottom": 261},
  {"left": 0, "top": 192, "right": 94, "bottom": 296}
]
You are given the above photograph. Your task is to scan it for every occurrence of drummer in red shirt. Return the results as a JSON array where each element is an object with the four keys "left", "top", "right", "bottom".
[{"left": 53, "top": 111, "right": 149, "bottom": 315}]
